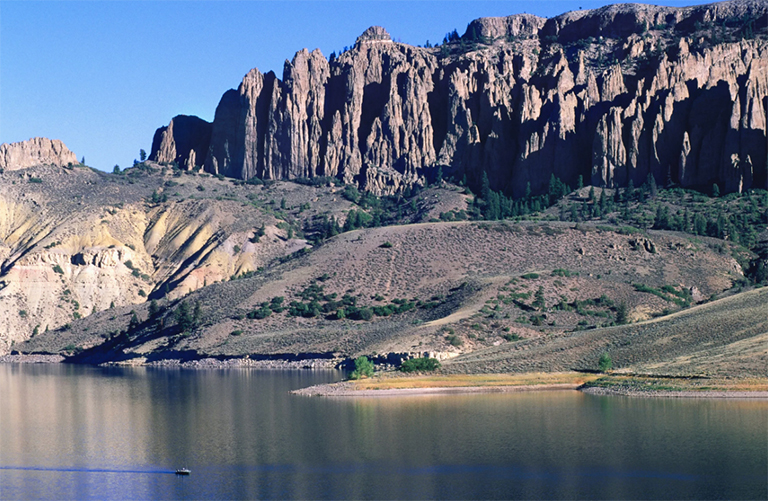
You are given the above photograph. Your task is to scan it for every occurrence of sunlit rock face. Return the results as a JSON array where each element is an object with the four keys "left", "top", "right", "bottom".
[
  {"left": 155, "top": 0, "right": 768, "bottom": 196},
  {"left": 0, "top": 138, "right": 78, "bottom": 171}
]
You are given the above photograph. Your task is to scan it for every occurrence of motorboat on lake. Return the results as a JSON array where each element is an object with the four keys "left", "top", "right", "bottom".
[{"left": 175, "top": 468, "right": 191, "bottom": 475}]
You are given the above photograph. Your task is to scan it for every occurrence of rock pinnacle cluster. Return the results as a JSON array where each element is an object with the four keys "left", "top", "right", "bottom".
[{"left": 148, "top": 0, "right": 765, "bottom": 196}]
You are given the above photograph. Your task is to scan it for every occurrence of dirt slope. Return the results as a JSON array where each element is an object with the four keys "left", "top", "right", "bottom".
[{"left": 18, "top": 220, "right": 747, "bottom": 368}]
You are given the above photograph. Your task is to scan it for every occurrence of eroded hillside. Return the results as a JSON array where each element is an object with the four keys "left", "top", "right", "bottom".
[{"left": 0, "top": 162, "right": 357, "bottom": 352}]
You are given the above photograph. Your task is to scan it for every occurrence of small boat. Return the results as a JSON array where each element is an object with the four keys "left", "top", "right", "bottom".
[{"left": 175, "top": 468, "right": 191, "bottom": 475}]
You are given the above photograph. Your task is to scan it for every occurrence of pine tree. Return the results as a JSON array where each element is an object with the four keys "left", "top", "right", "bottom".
[
  {"left": 129, "top": 311, "right": 140, "bottom": 330},
  {"left": 647, "top": 173, "right": 658, "bottom": 198},
  {"left": 175, "top": 301, "right": 193, "bottom": 332},
  {"left": 693, "top": 213, "right": 707, "bottom": 235},
  {"left": 148, "top": 300, "right": 159, "bottom": 319},
  {"left": 480, "top": 171, "right": 491, "bottom": 201},
  {"left": 615, "top": 302, "right": 628, "bottom": 325},
  {"left": 626, "top": 179, "right": 635, "bottom": 201}
]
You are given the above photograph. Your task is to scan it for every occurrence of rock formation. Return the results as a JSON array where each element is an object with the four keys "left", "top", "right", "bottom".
[
  {"left": 153, "top": 0, "right": 767, "bottom": 196},
  {"left": 149, "top": 115, "right": 212, "bottom": 170},
  {"left": 0, "top": 138, "right": 78, "bottom": 171}
]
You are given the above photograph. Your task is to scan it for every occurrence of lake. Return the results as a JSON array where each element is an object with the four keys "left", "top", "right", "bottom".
[{"left": 0, "top": 364, "right": 765, "bottom": 500}]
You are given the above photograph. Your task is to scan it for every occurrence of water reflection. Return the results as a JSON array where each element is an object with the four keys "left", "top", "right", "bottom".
[{"left": 1, "top": 364, "right": 766, "bottom": 500}]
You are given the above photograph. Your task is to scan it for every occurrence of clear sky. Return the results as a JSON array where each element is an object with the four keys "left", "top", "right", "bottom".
[{"left": 1, "top": 0, "right": 697, "bottom": 171}]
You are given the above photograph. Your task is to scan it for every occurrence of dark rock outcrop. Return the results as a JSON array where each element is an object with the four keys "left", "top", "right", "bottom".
[
  {"left": 149, "top": 115, "right": 212, "bottom": 170},
  {"left": 152, "top": 0, "right": 768, "bottom": 196}
]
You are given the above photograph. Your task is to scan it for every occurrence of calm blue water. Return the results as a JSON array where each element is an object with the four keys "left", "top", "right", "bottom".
[{"left": 0, "top": 364, "right": 765, "bottom": 500}]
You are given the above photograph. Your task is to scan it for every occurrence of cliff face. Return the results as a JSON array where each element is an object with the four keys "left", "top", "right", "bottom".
[
  {"left": 149, "top": 115, "right": 212, "bottom": 170},
  {"left": 0, "top": 138, "right": 78, "bottom": 171},
  {"left": 153, "top": 0, "right": 767, "bottom": 196}
]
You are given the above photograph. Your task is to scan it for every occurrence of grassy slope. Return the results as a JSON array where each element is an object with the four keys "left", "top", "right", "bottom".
[{"left": 442, "top": 287, "right": 768, "bottom": 377}]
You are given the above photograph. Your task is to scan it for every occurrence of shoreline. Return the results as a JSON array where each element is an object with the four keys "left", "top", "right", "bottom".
[
  {"left": 292, "top": 382, "right": 582, "bottom": 397},
  {"left": 293, "top": 372, "right": 768, "bottom": 399},
  {"left": 4, "top": 355, "right": 766, "bottom": 399},
  {"left": 580, "top": 386, "right": 768, "bottom": 399},
  {"left": 0, "top": 354, "right": 341, "bottom": 370},
  {"left": 295, "top": 381, "right": 768, "bottom": 399}
]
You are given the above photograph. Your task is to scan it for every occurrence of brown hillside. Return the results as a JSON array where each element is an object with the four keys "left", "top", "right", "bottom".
[{"left": 18, "top": 219, "right": 747, "bottom": 366}]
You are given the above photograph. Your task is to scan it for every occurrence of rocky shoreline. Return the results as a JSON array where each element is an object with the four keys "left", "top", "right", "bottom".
[
  {"left": 580, "top": 386, "right": 768, "bottom": 399},
  {"left": 142, "top": 357, "right": 342, "bottom": 370},
  {"left": 0, "top": 354, "right": 65, "bottom": 364},
  {"left": 0, "top": 353, "right": 342, "bottom": 370}
]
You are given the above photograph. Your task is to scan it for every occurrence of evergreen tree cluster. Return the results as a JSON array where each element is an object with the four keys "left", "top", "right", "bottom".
[
  {"left": 244, "top": 276, "right": 440, "bottom": 322},
  {"left": 174, "top": 300, "right": 203, "bottom": 333},
  {"left": 476, "top": 172, "right": 571, "bottom": 220}
]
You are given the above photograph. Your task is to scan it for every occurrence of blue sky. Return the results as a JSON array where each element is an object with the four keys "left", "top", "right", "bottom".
[{"left": 1, "top": 0, "right": 696, "bottom": 171}]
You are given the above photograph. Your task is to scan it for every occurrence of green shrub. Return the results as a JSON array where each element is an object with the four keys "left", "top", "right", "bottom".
[
  {"left": 521, "top": 273, "right": 539, "bottom": 279},
  {"left": 349, "top": 356, "right": 374, "bottom": 379},
  {"left": 230, "top": 330, "right": 243, "bottom": 336},
  {"left": 551, "top": 269, "right": 578, "bottom": 277},
  {"left": 447, "top": 334, "right": 463, "bottom": 347},
  {"left": 247, "top": 306, "right": 272, "bottom": 319},
  {"left": 52, "top": 264, "right": 64, "bottom": 274},
  {"left": 400, "top": 357, "right": 441, "bottom": 372},
  {"left": 598, "top": 352, "right": 612, "bottom": 372}
]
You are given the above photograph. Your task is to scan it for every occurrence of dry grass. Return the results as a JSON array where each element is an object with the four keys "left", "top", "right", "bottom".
[
  {"left": 351, "top": 371, "right": 601, "bottom": 390},
  {"left": 587, "top": 375, "right": 768, "bottom": 392},
  {"left": 444, "top": 287, "right": 768, "bottom": 378}
]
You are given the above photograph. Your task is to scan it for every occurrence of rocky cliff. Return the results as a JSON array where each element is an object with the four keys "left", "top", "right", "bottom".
[
  {"left": 0, "top": 138, "right": 78, "bottom": 171},
  {"left": 149, "top": 115, "right": 212, "bottom": 170},
  {"left": 152, "top": 0, "right": 767, "bottom": 196}
]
